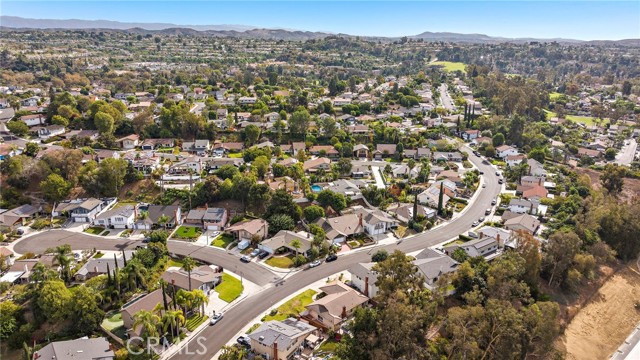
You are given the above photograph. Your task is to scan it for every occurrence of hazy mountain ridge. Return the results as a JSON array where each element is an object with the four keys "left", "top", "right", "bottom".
[{"left": 2, "top": 16, "right": 638, "bottom": 45}]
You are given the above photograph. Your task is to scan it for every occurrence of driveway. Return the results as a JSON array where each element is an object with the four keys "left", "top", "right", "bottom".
[{"left": 370, "top": 166, "right": 386, "bottom": 189}]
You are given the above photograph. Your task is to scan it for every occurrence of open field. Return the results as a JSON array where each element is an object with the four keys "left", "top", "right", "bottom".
[
  {"left": 429, "top": 61, "right": 466, "bottom": 73},
  {"left": 545, "top": 110, "right": 608, "bottom": 126},
  {"left": 559, "top": 262, "right": 640, "bottom": 360}
]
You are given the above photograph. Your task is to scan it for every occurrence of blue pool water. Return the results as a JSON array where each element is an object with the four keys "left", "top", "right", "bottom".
[{"left": 311, "top": 185, "right": 322, "bottom": 192}]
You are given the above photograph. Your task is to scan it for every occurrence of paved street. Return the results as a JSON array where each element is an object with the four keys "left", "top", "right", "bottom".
[
  {"left": 13, "top": 150, "right": 500, "bottom": 360},
  {"left": 439, "top": 83, "right": 456, "bottom": 111},
  {"left": 615, "top": 138, "right": 637, "bottom": 166}
]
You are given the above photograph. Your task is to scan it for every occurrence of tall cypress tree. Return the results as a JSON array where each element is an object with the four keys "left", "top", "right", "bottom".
[
  {"left": 161, "top": 281, "right": 169, "bottom": 311},
  {"left": 106, "top": 263, "right": 112, "bottom": 284},
  {"left": 122, "top": 250, "right": 127, "bottom": 267},
  {"left": 413, "top": 190, "right": 419, "bottom": 222},
  {"left": 437, "top": 182, "right": 444, "bottom": 215}
]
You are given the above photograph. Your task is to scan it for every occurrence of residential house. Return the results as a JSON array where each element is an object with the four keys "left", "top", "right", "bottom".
[
  {"left": 259, "top": 230, "right": 313, "bottom": 256},
  {"left": 309, "top": 145, "right": 339, "bottom": 158},
  {"left": 19, "top": 114, "right": 45, "bottom": 127},
  {"left": 507, "top": 198, "right": 539, "bottom": 215},
  {"left": 117, "top": 134, "right": 140, "bottom": 150},
  {"left": 417, "top": 186, "right": 450, "bottom": 208},
  {"left": 204, "top": 157, "right": 244, "bottom": 170},
  {"left": 140, "top": 138, "right": 175, "bottom": 150},
  {"left": 350, "top": 164, "right": 371, "bottom": 178},
  {"left": 161, "top": 265, "right": 221, "bottom": 292},
  {"left": 52, "top": 198, "right": 116, "bottom": 223},
  {"left": 462, "top": 129, "right": 481, "bottom": 140},
  {"left": 353, "top": 144, "right": 369, "bottom": 158},
  {"left": 314, "top": 214, "right": 364, "bottom": 243},
  {"left": 33, "top": 337, "right": 115, "bottom": 360},
  {"left": 0, "top": 143, "right": 23, "bottom": 160},
  {"left": 134, "top": 205, "right": 182, "bottom": 230},
  {"left": 121, "top": 289, "right": 170, "bottom": 336},
  {"left": 496, "top": 145, "right": 519, "bottom": 159},
  {"left": 184, "top": 207, "right": 228, "bottom": 230},
  {"left": 238, "top": 96, "right": 257, "bottom": 105},
  {"left": 182, "top": 140, "right": 210, "bottom": 155},
  {"left": 38, "top": 125, "right": 66, "bottom": 140},
  {"left": 445, "top": 237, "right": 499, "bottom": 260},
  {"left": 349, "top": 262, "right": 379, "bottom": 298},
  {"left": 94, "top": 205, "right": 137, "bottom": 229},
  {"left": 61, "top": 129, "right": 99, "bottom": 142},
  {"left": 0, "top": 204, "right": 41, "bottom": 229},
  {"left": 347, "top": 125, "right": 370, "bottom": 135},
  {"left": 505, "top": 154, "right": 526, "bottom": 167},
  {"left": 374, "top": 144, "right": 396, "bottom": 159},
  {"left": 527, "top": 158, "right": 547, "bottom": 178},
  {"left": 577, "top": 147, "right": 601, "bottom": 158},
  {"left": 413, "top": 249, "right": 459, "bottom": 289},
  {"left": 504, "top": 214, "right": 540, "bottom": 235},
  {"left": 74, "top": 251, "right": 134, "bottom": 281},
  {"left": 216, "top": 108, "right": 228, "bottom": 120},
  {"left": 169, "top": 156, "right": 203, "bottom": 174},
  {"left": 432, "top": 151, "right": 464, "bottom": 162},
  {"left": 522, "top": 185, "right": 548, "bottom": 201},
  {"left": 0, "top": 259, "right": 39, "bottom": 284},
  {"left": 302, "top": 281, "right": 368, "bottom": 331},
  {"left": 303, "top": 157, "right": 331, "bottom": 173},
  {"left": 325, "top": 179, "right": 365, "bottom": 198},
  {"left": 225, "top": 218, "right": 269, "bottom": 242},
  {"left": 95, "top": 149, "right": 120, "bottom": 163},
  {"left": 386, "top": 203, "right": 436, "bottom": 224},
  {"left": 248, "top": 318, "right": 319, "bottom": 360},
  {"left": 268, "top": 176, "right": 296, "bottom": 193},
  {"left": 521, "top": 175, "right": 544, "bottom": 188},
  {"left": 350, "top": 206, "right": 398, "bottom": 236}
]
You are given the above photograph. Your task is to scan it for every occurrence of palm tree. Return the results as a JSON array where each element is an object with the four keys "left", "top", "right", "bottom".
[
  {"left": 53, "top": 245, "right": 72, "bottom": 282},
  {"left": 181, "top": 257, "right": 196, "bottom": 291},
  {"left": 133, "top": 310, "right": 161, "bottom": 343},
  {"left": 124, "top": 260, "right": 147, "bottom": 291},
  {"left": 289, "top": 239, "right": 302, "bottom": 257},
  {"left": 176, "top": 289, "right": 195, "bottom": 315},
  {"left": 162, "top": 309, "right": 185, "bottom": 338},
  {"left": 158, "top": 214, "right": 170, "bottom": 229},
  {"left": 191, "top": 289, "right": 209, "bottom": 316}
]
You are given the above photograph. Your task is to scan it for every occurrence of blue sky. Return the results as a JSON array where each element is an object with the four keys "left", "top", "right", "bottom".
[{"left": 2, "top": 1, "right": 639, "bottom": 40}]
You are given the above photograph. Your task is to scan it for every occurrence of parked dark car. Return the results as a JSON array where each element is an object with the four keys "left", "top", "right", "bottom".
[
  {"left": 258, "top": 250, "right": 269, "bottom": 259},
  {"left": 326, "top": 254, "right": 338, "bottom": 262},
  {"left": 237, "top": 336, "right": 251, "bottom": 347}
]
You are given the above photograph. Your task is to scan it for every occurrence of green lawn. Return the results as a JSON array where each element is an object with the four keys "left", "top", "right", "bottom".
[
  {"left": 246, "top": 323, "right": 261, "bottom": 334},
  {"left": 265, "top": 255, "right": 295, "bottom": 268},
  {"left": 168, "top": 258, "right": 184, "bottom": 268},
  {"left": 216, "top": 273, "right": 243, "bottom": 303},
  {"left": 429, "top": 61, "right": 467, "bottom": 73},
  {"left": 84, "top": 226, "right": 105, "bottom": 235},
  {"left": 185, "top": 314, "right": 207, "bottom": 331},
  {"left": 228, "top": 152, "right": 243, "bottom": 158},
  {"left": 211, "top": 234, "right": 235, "bottom": 248},
  {"left": 94, "top": 251, "right": 104, "bottom": 259},
  {"left": 544, "top": 110, "right": 608, "bottom": 126},
  {"left": 263, "top": 289, "right": 317, "bottom": 321},
  {"left": 318, "top": 339, "right": 340, "bottom": 353},
  {"left": 101, "top": 312, "right": 123, "bottom": 331},
  {"left": 174, "top": 225, "right": 202, "bottom": 239},
  {"left": 549, "top": 92, "right": 564, "bottom": 101}
]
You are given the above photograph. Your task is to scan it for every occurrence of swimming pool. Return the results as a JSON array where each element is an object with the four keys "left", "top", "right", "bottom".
[{"left": 311, "top": 185, "right": 322, "bottom": 192}]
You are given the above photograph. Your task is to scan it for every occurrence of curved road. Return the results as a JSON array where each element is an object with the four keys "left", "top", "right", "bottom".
[{"left": 15, "top": 150, "right": 500, "bottom": 359}]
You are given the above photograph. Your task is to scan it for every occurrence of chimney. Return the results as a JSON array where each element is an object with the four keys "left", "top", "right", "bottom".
[
  {"left": 538, "top": 177, "right": 542, "bottom": 186},
  {"left": 479, "top": 232, "right": 483, "bottom": 239},
  {"left": 341, "top": 305, "right": 348, "bottom": 319},
  {"left": 94, "top": 266, "right": 98, "bottom": 274},
  {"left": 364, "top": 276, "right": 369, "bottom": 297},
  {"left": 497, "top": 233, "right": 502, "bottom": 247},
  {"left": 174, "top": 208, "right": 180, "bottom": 226},
  {"left": 358, "top": 213, "right": 363, "bottom": 228},
  {"left": 273, "top": 340, "right": 278, "bottom": 360},
  {"left": 134, "top": 205, "right": 138, "bottom": 219},
  {"left": 205, "top": 203, "right": 209, "bottom": 210}
]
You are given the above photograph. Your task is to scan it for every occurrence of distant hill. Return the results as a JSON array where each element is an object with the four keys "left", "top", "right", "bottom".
[{"left": 1, "top": 16, "right": 638, "bottom": 45}]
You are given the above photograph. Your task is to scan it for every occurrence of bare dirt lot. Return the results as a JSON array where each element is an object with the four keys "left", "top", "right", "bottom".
[
  {"left": 575, "top": 167, "right": 640, "bottom": 201},
  {"left": 560, "top": 262, "right": 640, "bottom": 360}
]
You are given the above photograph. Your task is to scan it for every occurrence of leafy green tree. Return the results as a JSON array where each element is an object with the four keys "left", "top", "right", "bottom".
[
  {"left": 303, "top": 205, "right": 325, "bottom": 222},
  {"left": 268, "top": 213, "right": 295, "bottom": 233},
  {"left": 316, "top": 189, "right": 347, "bottom": 212},
  {"left": 335, "top": 158, "right": 353, "bottom": 176},
  {"left": 0, "top": 301, "right": 21, "bottom": 340},
  {"left": 219, "top": 345, "right": 247, "bottom": 360},
  {"left": 492, "top": 133, "right": 505, "bottom": 147},
  {"left": 542, "top": 231, "right": 582, "bottom": 287},
  {"left": 70, "top": 285, "right": 104, "bottom": 334},
  {"left": 266, "top": 189, "right": 301, "bottom": 220},
  {"left": 371, "top": 249, "right": 388, "bottom": 262},
  {"left": 600, "top": 163, "right": 625, "bottom": 195},
  {"left": 37, "top": 280, "right": 72, "bottom": 321},
  {"left": 215, "top": 165, "right": 240, "bottom": 180},
  {"left": 94, "top": 111, "right": 115, "bottom": 135},
  {"left": 7, "top": 120, "right": 28, "bottom": 136},
  {"left": 288, "top": 108, "right": 310, "bottom": 135},
  {"left": 24, "top": 142, "right": 39, "bottom": 157},
  {"left": 51, "top": 115, "right": 69, "bottom": 127},
  {"left": 252, "top": 155, "right": 270, "bottom": 179},
  {"left": 244, "top": 124, "right": 261, "bottom": 145},
  {"left": 40, "top": 173, "right": 72, "bottom": 203},
  {"left": 528, "top": 148, "right": 546, "bottom": 164}
]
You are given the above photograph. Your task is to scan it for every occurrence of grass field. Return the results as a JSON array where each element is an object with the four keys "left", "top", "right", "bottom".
[
  {"left": 429, "top": 61, "right": 467, "bottom": 73},
  {"left": 84, "top": 226, "right": 105, "bottom": 235},
  {"left": 262, "top": 289, "right": 317, "bottom": 321},
  {"left": 228, "top": 152, "right": 243, "bottom": 158},
  {"left": 216, "top": 273, "right": 243, "bottom": 303},
  {"left": 185, "top": 314, "right": 207, "bottom": 331},
  {"left": 549, "top": 92, "right": 564, "bottom": 101},
  {"left": 168, "top": 258, "right": 184, "bottom": 268},
  {"left": 101, "top": 312, "right": 123, "bottom": 331},
  {"left": 265, "top": 255, "right": 295, "bottom": 268},
  {"left": 211, "top": 234, "right": 235, "bottom": 248},
  {"left": 544, "top": 110, "right": 607, "bottom": 126},
  {"left": 174, "top": 225, "right": 202, "bottom": 239}
]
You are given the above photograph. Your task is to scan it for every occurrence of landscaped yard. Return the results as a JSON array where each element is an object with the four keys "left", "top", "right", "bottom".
[
  {"left": 429, "top": 61, "right": 466, "bottom": 73},
  {"left": 168, "top": 258, "right": 184, "bottom": 268},
  {"left": 265, "top": 255, "right": 295, "bottom": 268},
  {"left": 84, "top": 226, "right": 105, "bottom": 235},
  {"left": 211, "top": 234, "right": 235, "bottom": 248},
  {"left": 262, "top": 289, "right": 317, "bottom": 321},
  {"left": 216, "top": 273, "right": 243, "bottom": 303},
  {"left": 318, "top": 339, "right": 340, "bottom": 353},
  {"left": 185, "top": 314, "right": 207, "bottom": 331},
  {"left": 549, "top": 92, "right": 565, "bottom": 101},
  {"left": 94, "top": 251, "right": 104, "bottom": 259},
  {"left": 174, "top": 225, "right": 202, "bottom": 239},
  {"left": 228, "top": 152, "right": 243, "bottom": 158},
  {"left": 101, "top": 312, "right": 123, "bottom": 331}
]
